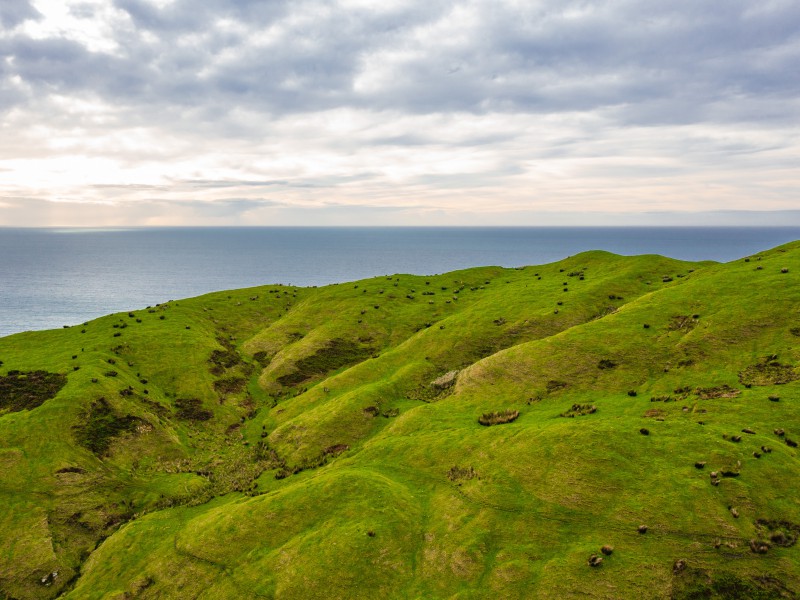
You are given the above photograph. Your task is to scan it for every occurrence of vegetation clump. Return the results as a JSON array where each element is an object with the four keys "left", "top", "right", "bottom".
[
  {"left": 650, "top": 395, "right": 676, "bottom": 402},
  {"left": 73, "top": 398, "right": 142, "bottom": 455},
  {"left": 546, "top": 380, "right": 568, "bottom": 393},
  {"left": 447, "top": 465, "right": 477, "bottom": 482},
  {"left": 174, "top": 398, "right": 213, "bottom": 421},
  {"left": 672, "top": 569, "right": 796, "bottom": 600},
  {"left": 756, "top": 520, "right": 800, "bottom": 547},
  {"left": 209, "top": 340, "right": 242, "bottom": 375},
  {"left": 213, "top": 377, "right": 246, "bottom": 394},
  {"left": 252, "top": 351, "right": 270, "bottom": 367},
  {"left": 478, "top": 409, "right": 520, "bottom": 426},
  {"left": 560, "top": 403, "right": 597, "bottom": 417},
  {"left": 276, "top": 338, "right": 372, "bottom": 386},
  {"left": 695, "top": 385, "right": 741, "bottom": 399},
  {"left": 323, "top": 444, "right": 349, "bottom": 456},
  {"left": 738, "top": 358, "right": 798, "bottom": 386},
  {"left": 0, "top": 370, "right": 67, "bottom": 413}
]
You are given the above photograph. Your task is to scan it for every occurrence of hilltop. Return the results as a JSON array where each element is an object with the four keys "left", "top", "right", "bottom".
[{"left": 1, "top": 243, "right": 799, "bottom": 599}]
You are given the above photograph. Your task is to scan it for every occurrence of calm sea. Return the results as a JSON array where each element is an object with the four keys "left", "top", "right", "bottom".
[{"left": 1, "top": 227, "right": 798, "bottom": 338}]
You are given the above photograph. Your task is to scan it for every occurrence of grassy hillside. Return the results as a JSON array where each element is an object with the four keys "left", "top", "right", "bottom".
[{"left": 1, "top": 243, "right": 799, "bottom": 599}]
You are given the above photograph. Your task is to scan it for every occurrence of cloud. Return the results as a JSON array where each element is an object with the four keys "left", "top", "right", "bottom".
[
  {"left": 5, "top": 0, "right": 793, "bottom": 121},
  {"left": 0, "top": 0, "right": 799, "bottom": 225},
  {"left": 0, "top": 0, "right": 40, "bottom": 28}
]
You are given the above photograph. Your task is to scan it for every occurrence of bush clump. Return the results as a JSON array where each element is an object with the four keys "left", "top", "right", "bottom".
[
  {"left": 546, "top": 380, "right": 567, "bottom": 393},
  {"left": 738, "top": 358, "right": 798, "bottom": 386},
  {"left": 0, "top": 370, "right": 67, "bottom": 413},
  {"left": 756, "top": 520, "right": 800, "bottom": 548},
  {"left": 213, "top": 377, "right": 247, "bottom": 394},
  {"left": 73, "top": 397, "right": 142, "bottom": 455},
  {"left": 447, "top": 465, "right": 477, "bottom": 482},
  {"left": 695, "top": 385, "right": 741, "bottom": 399},
  {"left": 478, "top": 409, "right": 520, "bottom": 426},
  {"left": 560, "top": 403, "right": 597, "bottom": 418},
  {"left": 276, "top": 338, "right": 372, "bottom": 387},
  {"left": 323, "top": 444, "right": 350, "bottom": 456},
  {"left": 209, "top": 348, "right": 241, "bottom": 373},
  {"left": 174, "top": 398, "right": 213, "bottom": 421}
]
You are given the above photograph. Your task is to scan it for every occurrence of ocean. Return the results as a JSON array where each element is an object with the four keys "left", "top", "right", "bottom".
[{"left": 1, "top": 226, "right": 798, "bottom": 338}]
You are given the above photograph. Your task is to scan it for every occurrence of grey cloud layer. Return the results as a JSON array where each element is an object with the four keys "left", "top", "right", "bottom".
[
  {"left": 0, "top": 0, "right": 39, "bottom": 28},
  {"left": 1, "top": 0, "right": 799, "bottom": 225},
  {"left": 2, "top": 0, "right": 798, "bottom": 124}
]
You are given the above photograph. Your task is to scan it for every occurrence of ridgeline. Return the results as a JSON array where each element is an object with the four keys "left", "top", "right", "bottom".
[{"left": 1, "top": 243, "right": 799, "bottom": 599}]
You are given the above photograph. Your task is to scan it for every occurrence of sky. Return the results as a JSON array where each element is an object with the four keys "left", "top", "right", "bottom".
[{"left": 0, "top": 0, "right": 798, "bottom": 226}]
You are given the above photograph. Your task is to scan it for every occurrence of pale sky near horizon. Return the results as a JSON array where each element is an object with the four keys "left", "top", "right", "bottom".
[{"left": 0, "top": 0, "right": 798, "bottom": 226}]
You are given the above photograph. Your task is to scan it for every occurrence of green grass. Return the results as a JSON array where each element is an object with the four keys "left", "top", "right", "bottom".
[{"left": 0, "top": 244, "right": 799, "bottom": 598}]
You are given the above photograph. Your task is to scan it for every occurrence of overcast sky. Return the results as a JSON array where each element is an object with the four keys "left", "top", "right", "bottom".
[{"left": 0, "top": 0, "right": 798, "bottom": 226}]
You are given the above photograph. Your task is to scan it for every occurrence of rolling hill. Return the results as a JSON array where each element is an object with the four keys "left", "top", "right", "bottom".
[{"left": 1, "top": 242, "right": 799, "bottom": 599}]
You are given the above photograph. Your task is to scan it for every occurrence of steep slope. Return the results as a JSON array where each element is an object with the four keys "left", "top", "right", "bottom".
[{"left": 0, "top": 244, "right": 798, "bottom": 599}]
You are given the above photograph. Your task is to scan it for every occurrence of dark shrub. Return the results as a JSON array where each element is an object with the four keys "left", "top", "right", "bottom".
[
  {"left": 447, "top": 465, "right": 477, "bottom": 482},
  {"left": 209, "top": 347, "right": 241, "bottom": 370},
  {"left": 560, "top": 404, "right": 597, "bottom": 418},
  {"left": 276, "top": 339, "right": 372, "bottom": 387},
  {"left": 323, "top": 444, "right": 349, "bottom": 456},
  {"left": 213, "top": 377, "right": 246, "bottom": 394},
  {"left": 738, "top": 358, "right": 798, "bottom": 386},
  {"left": 478, "top": 409, "right": 519, "bottom": 426},
  {"left": 174, "top": 398, "right": 213, "bottom": 421},
  {"left": 0, "top": 370, "right": 67, "bottom": 413},
  {"left": 73, "top": 397, "right": 142, "bottom": 455},
  {"left": 695, "top": 385, "right": 740, "bottom": 399}
]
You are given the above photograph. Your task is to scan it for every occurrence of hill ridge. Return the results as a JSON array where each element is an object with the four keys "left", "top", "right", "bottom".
[{"left": 0, "top": 244, "right": 798, "bottom": 599}]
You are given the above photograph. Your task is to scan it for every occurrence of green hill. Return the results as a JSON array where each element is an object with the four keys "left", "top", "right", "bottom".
[{"left": 1, "top": 243, "right": 799, "bottom": 599}]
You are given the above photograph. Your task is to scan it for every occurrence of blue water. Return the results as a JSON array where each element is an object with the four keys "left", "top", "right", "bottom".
[{"left": 1, "top": 227, "right": 798, "bottom": 338}]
